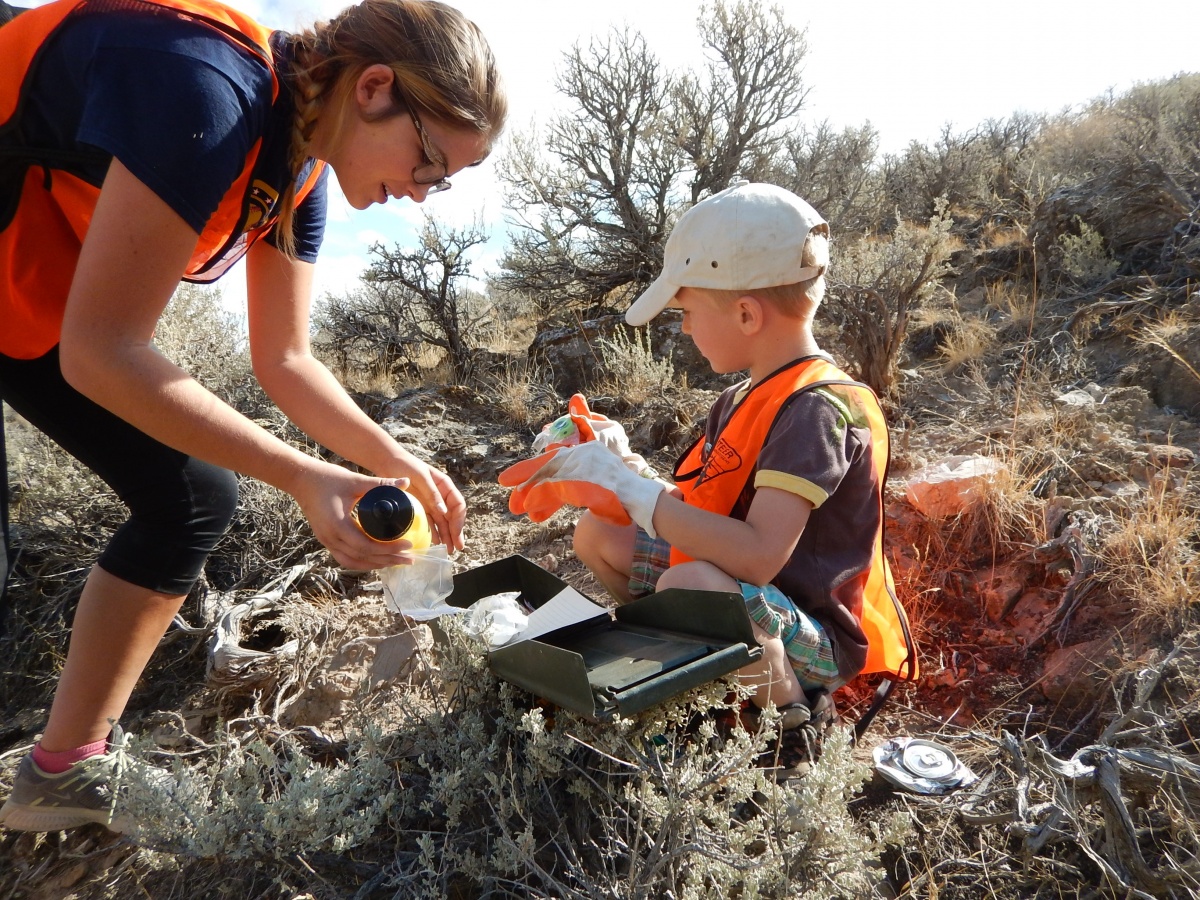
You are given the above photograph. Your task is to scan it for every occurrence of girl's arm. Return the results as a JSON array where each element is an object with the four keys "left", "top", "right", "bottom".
[
  {"left": 58, "top": 159, "right": 413, "bottom": 571},
  {"left": 244, "top": 238, "right": 465, "bottom": 551}
]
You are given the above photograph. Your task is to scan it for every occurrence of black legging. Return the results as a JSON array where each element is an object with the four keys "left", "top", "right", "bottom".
[{"left": 0, "top": 347, "right": 238, "bottom": 595}]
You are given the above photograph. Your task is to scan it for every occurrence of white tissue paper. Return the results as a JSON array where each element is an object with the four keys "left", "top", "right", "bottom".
[
  {"left": 461, "top": 592, "right": 529, "bottom": 648},
  {"left": 381, "top": 545, "right": 458, "bottom": 620}
]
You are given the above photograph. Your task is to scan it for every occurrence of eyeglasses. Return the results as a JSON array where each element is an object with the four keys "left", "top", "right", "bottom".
[{"left": 406, "top": 105, "right": 451, "bottom": 194}]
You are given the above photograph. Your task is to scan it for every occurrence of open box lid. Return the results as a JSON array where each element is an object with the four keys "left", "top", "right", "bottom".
[{"left": 445, "top": 555, "right": 762, "bottom": 720}]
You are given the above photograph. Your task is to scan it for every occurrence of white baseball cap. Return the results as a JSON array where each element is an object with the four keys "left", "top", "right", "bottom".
[{"left": 625, "top": 180, "right": 828, "bottom": 326}]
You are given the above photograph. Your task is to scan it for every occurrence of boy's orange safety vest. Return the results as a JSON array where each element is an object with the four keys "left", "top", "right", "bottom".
[
  {"left": 0, "top": 0, "right": 325, "bottom": 360},
  {"left": 671, "top": 356, "right": 919, "bottom": 683}
]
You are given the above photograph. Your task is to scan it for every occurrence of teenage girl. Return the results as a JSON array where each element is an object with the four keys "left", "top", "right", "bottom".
[{"left": 0, "top": 0, "right": 506, "bottom": 831}]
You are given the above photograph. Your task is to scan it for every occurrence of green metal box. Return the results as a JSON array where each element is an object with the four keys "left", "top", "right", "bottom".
[{"left": 446, "top": 555, "right": 762, "bottom": 720}]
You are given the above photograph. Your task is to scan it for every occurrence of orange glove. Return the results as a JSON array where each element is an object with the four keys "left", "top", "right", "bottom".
[
  {"left": 499, "top": 442, "right": 665, "bottom": 533},
  {"left": 532, "top": 394, "right": 656, "bottom": 476}
]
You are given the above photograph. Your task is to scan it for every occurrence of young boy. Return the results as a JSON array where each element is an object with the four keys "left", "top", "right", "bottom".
[{"left": 507, "top": 181, "right": 896, "bottom": 715}]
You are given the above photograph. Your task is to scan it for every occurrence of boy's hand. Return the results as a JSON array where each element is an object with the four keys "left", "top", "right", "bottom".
[
  {"left": 499, "top": 441, "right": 666, "bottom": 536},
  {"left": 532, "top": 394, "right": 657, "bottom": 477}
]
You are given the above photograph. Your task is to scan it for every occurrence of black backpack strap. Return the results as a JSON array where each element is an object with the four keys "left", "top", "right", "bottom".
[
  {"left": 852, "top": 677, "right": 897, "bottom": 745},
  {"left": 0, "top": 0, "right": 22, "bottom": 603}
]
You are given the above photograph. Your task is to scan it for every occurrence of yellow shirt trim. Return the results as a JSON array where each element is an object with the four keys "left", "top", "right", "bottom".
[{"left": 754, "top": 470, "right": 828, "bottom": 509}]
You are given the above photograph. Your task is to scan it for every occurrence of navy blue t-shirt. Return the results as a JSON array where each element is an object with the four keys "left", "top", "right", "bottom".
[{"left": 15, "top": 5, "right": 326, "bottom": 262}]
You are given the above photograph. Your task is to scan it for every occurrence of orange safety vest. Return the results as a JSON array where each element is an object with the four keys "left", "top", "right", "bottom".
[
  {"left": 0, "top": 0, "right": 325, "bottom": 360},
  {"left": 671, "top": 356, "right": 919, "bottom": 682}
]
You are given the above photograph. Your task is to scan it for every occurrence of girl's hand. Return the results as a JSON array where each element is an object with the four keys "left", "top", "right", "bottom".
[
  {"left": 290, "top": 461, "right": 422, "bottom": 571},
  {"left": 394, "top": 458, "right": 467, "bottom": 554}
]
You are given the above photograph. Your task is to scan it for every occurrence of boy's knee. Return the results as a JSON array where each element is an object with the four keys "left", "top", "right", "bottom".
[
  {"left": 573, "top": 511, "right": 632, "bottom": 562},
  {"left": 572, "top": 511, "right": 600, "bottom": 561},
  {"left": 573, "top": 509, "right": 598, "bottom": 540},
  {"left": 656, "top": 560, "right": 736, "bottom": 593}
]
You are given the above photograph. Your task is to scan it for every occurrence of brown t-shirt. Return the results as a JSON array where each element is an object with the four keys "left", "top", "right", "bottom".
[{"left": 703, "top": 379, "right": 877, "bottom": 680}]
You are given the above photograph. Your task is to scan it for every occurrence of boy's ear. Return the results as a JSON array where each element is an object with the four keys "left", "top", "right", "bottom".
[{"left": 735, "top": 294, "right": 765, "bottom": 335}]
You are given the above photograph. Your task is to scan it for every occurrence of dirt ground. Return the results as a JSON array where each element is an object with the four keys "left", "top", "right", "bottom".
[{"left": 2, "top": 317, "right": 1199, "bottom": 897}]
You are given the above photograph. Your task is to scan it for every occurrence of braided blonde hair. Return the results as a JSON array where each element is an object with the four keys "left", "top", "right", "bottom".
[{"left": 274, "top": 0, "right": 507, "bottom": 256}]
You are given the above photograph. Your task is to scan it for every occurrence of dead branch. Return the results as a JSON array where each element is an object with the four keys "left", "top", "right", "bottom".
[{"left": 987, "top": 647, "right": 1200, "bottom": 898}]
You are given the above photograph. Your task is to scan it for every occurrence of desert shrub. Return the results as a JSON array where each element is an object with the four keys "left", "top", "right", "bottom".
[
  {"left": 155, "top": 284, "right": 270, "bottom": 417},
  {"left": 1057, "top": 216, "right": 1120, "bottom": 286},
  {"left": 825, "top": 201, "right": 957, "bottom": 397},
  {"left": 314, "top": 283, "right": 425, "bottom": 387},
  {"left": 1030, "top": 75, "right": 1200, "bottom": 189},
  {"left": 125, "top": 725, "right": 396, "bottom": 859},
  {"left": 363, "top": 220, "right": 494, "bottom": 384},
  {"left": 879, "top": 116, "right": 1044, "bottom": 226},
  {"left": 106, "top": 614, "right": 909, "bottom": 895},
  {"left": 881, "top": 128, "right": 994, "bottom": 224},
  {"left": 767, "top": 121, "right": 884, "bottom": 232},
  {"left": 378, "top": 619, "right": 908, "bottom": 898},
  {"left": 595, "top": 326, "right": 677, "bottom": 403}
]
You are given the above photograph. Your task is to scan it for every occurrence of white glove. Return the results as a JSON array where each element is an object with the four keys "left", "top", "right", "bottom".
[
  {"left": 504, "top": 441, "right": 667, "bottom": 537},
  {"left": 587, "top": 418, "right": 657, "bottom": 477}
]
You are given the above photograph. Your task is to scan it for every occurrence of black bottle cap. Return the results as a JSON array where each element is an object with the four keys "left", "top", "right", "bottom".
[{"left": 354, "top": 485, "right": 415, "bottom": 541}]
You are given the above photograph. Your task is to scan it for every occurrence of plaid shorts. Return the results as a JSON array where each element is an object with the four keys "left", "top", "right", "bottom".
[
  {"left": 629, "top": 527, "right": 672, "bottom": 600},
  {"left": 627, "top": 528, "right": 839, "bottom": 691}
]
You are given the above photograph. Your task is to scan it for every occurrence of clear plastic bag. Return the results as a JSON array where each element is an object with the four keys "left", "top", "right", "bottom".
[{"left": 380, "top": 545, "right": 457, "bottom": 620}]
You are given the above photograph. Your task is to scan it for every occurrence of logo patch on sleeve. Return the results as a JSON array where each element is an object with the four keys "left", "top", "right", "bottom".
[{"left": 244, "top": 179, "right": 280, "bottom": 230}]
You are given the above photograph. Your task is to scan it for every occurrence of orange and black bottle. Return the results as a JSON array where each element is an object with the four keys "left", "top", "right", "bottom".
[{"left": 353, "top": 485, "right": 432, "bottom": 550}]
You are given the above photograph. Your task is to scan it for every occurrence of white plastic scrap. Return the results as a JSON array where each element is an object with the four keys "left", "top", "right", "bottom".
[
  {"left": 904, "top": 454, "right": 1006, "bottom": 519},
  {"left": 461, "top": 592, "right": 529, "bottom": 648}
]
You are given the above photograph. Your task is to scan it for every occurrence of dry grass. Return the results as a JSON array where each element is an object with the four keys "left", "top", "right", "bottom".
[
  {"left": 1100, "top": 467, "right": 1199, "bottom": 635},
  {"left": 937, "top": 314, "right": 998, "bottom": 375},
  {"left": 397, "top": 346, "right": 454, "bottom": 390},
  {"left": 484, "top": 357, "right": 559, "bottom": 428},
  {"left": 476, "top": 308, "right": 539, "bottom": 356},
  {"left": 985, "top": 279, "right": 1039, "bottom": 329},
  {"left": 332, "top": 360, "right": 403, "bottom": 396},
  {"left": 1135, "top": 307, "right": 1200, "bottom": 389},
  {"left": 903, "top": 449, "right": 1050, "bottom": 584},
  {"left": 980, "top": 222, "right": 1026, "bottom": 249}
]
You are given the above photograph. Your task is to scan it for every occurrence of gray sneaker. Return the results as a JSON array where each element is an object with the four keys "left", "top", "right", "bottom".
[{"left": 0, "top": 727, "right": 133, "bottom": 833}]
